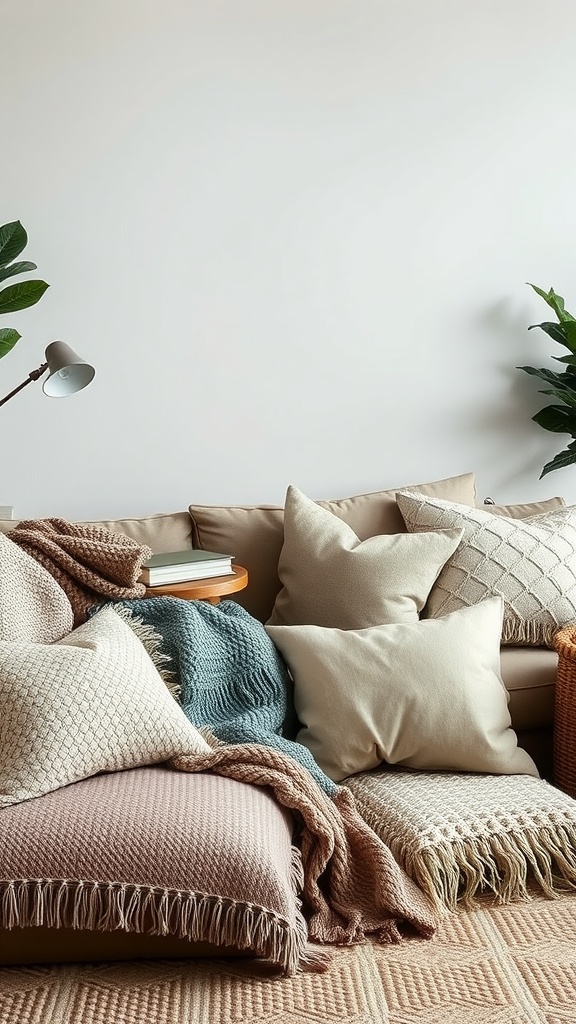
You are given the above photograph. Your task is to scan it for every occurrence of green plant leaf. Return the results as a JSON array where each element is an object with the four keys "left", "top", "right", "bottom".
[
  {"left": 527, "top": 283, "right": 576, "bottom": 322},
  {"left": 0, "top": 280, "right": 49, "bottom": 314},
  {"left": 528, "top": 320, "right": 576, "bottom": 352},
  {"left": 0, "top": 260, "right": 37, "bottom": 284},
  {"left": 537, "top": 387, "right": 576, "bottom": 410},
  {"left": 553, "top": 354, "right": 576, "bottom": 366},
  {"left": 0, "top": 221, "right": 27, "bottom": 270},
  {"left": 0, "top": 326, "right": 21, "bottom": 359},
  {"left": 532, "top": 404, "right": 576, "bottom": 434},
  {"left": 517, "top": 364, "right": 574, "bottom": 389},
  {"left": 540, "top": 445, "right": 576, "bottom": 478},
  {"left": 528, "top": 321, "right": 567, "bottom": 344}
]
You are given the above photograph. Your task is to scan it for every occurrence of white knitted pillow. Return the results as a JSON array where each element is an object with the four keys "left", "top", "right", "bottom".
[
  {"left": 396, "top": 491, "right": 576, "bottom": 647},
  {"left": 0, "top": 532, "right": 73, "bottom": 642},
  {"left": 0, "top": 605, "right": 209, "bottom": 808}
]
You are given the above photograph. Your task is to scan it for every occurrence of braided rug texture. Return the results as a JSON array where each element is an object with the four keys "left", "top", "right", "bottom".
[{"left": 2, "top": 891, "right": 576, "bottom": 1023}]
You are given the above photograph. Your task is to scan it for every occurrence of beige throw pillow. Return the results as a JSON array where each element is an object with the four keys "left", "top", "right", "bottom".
[
  {"left": 267, "top": 486, "right": 463, "bottom": 629},
  {"left": 0, "top": 605, "right": 210, "bottom": 808},
  {"left": 484, "top": 497, "right": 565, "bottom": 518},
  {"left": 0, "top": 532, "right": 73, "bottom": 643},
  {"left": 189, "top": 472, "right": 477, "bottom": 622},
  {"left": 267, "top": 599, "right": 538, "bottom": 782},
  {"left": 396, "top": 491, "right": 576, "bottom": 647}
]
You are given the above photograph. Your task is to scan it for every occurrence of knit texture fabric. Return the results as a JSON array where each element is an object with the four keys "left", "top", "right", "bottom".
[
  {"left": 0, "top": 764, "right": 311, "bottom": 975},
  {"left": 0, "top": 532, "right": 73, "bottom": 642},
  {"left": 9, "top": 518, "right": 151, "bottom": 625},
  {"left": 170, "top": 742, "right": 436, "bottom": 948},
  {"left": 109, "top": 597, "right": 337, "bottom": 795}
]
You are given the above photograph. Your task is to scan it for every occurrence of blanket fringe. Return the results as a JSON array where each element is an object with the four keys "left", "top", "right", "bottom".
[
  {"left": 111, "top": 605, "right": 180, "bottom": 699},
  {"left": 400, "top": 820, "right": 576, "bottom": 915},
  {"left": 0, "top": 879, "right": 310, "bottom": 976},
  {"left": 501, "top": 615, "right": 555, "bottom": 648}
]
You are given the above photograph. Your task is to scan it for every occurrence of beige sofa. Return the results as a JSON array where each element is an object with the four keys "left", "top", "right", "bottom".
[{"left": 0, "top": 470, "right": 564, "bottom": 967}]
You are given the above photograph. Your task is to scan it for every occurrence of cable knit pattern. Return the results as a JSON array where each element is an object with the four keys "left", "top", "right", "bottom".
[
  {"left": 0, "top": 606, "right": 209, "bottom": 808},
  {"left": 8, "top": 517, "right": 151, "bottom": 625},
  {"left": 0, "top": 532, "right": 73, "bottom": 642}
]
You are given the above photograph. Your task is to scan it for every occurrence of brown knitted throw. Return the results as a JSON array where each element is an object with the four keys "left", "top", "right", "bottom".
[
  {"left": 8, "top": 518, "right": 151, "bottom": 625},
  {"left": 170, "top": 742, "right": 437, "bottom": 947}
]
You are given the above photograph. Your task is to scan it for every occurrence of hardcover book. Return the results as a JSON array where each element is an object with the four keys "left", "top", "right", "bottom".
[{"left": 140, "top": 549, "right": 234, "bottom": 586}]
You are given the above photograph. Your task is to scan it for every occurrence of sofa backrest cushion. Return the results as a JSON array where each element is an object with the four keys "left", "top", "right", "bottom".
[
  {"left": 189, "top": 472, "right": 477, "bottom": 622},
  {"left": 0, "top": 511, "right": 193, "bottom": 554}
]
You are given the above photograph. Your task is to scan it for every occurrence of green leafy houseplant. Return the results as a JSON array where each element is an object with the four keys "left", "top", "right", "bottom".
[
  {"left": 0, "top": 220, "right": 49, "bottom": 360},
  {"left": 518, "top": 283, "right": 576, "bottom": 478}
]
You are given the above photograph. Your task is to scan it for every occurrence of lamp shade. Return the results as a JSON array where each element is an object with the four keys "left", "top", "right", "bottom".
[{"left": 42, "top": 341, "right": 95, "bottom": 398}]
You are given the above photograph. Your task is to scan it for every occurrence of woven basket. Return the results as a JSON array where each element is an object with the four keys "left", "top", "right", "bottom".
[{"left": 553, "top": 625, "right": 576, "bottom": 798}]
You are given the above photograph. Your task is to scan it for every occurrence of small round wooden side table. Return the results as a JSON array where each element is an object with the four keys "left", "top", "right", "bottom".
[{"left": 144, "top": 564, "right": 248, "bottom": 605}]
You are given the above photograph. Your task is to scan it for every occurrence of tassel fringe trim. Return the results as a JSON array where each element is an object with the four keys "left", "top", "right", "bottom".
[
  {"left": 394, "top": 820, "right": 576, "bottom": 915},
  {"left": 111, "top": 605, "right": 180, "bottom": 699},
  {"left": 0, "top": 878, "right": 322, "bottom": 976},
  {"left": 501, "top": 615, "right": 556, "bottom": 648}
]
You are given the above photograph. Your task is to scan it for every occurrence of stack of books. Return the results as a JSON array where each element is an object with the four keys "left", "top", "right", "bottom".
[{"left": 140, "top": 549, "right": 235, "bottom": 587}]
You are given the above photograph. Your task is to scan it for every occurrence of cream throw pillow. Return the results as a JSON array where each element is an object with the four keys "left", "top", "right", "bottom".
[
  {"left": 189, "top": 471, "right": 477, "bottom": 623},
  {"left": 0, "top": 532, "right": 73, "bottom": 642},
  {"left": 0, "top": 605, "right": 210, "bottom": 808},
  {"left": 396, "top": 491, "right": 576, "bottom": 647},
  {"left": 267, "top": 599, "right": 538, "bottom": 783},
  {"left": 267, "top": 486, "right": 463, "bottom": 629}
]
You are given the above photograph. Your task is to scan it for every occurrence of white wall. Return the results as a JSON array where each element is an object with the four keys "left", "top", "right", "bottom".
[{"left": 2, "top": 0, "right": 576, "bottom": 519}]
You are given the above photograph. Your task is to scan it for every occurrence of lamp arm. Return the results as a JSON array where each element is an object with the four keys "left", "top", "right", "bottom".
[{"left": 0, "top": 362, "right": 49, "bottom": 408}]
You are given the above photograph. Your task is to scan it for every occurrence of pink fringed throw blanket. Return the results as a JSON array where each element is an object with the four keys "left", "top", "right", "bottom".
[{"left": 8, "top": 518, "right": 151, "bottom": 625}]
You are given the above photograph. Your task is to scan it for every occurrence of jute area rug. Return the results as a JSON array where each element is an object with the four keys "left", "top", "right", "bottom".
[{"left": 2, "top": 892, "right": 576, "bottom": 1024}]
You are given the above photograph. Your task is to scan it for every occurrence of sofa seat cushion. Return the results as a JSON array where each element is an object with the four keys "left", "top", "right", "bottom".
[
  {"left": 0, "top": 765, "right": 307, "bottom": 974},
  {"left": 500, "top": 646, "right": 557, "bottom": 731},
  {"left": 189, "top": 472, "right": 477, "bottom": 622}
]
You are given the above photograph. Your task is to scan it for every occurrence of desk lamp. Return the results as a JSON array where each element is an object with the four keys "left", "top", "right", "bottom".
[{"left": 0, "top": 342, "right": 95, "bottom": 407}]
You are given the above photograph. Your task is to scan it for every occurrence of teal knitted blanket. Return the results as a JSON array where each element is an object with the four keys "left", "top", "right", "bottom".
[{"left": 107, "top": 597, "right": 337, "bottom": 796}]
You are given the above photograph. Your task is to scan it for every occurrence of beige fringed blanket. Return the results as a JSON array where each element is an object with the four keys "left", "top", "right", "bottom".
[
  {"left": 170, "top": 742, "right": 437, "bottom": 948},
  {"left": 345, "top": 767, "right": 576, "bottom": 914},
  {"left": 8, "top": 518, "right": 151, "bottom": 624}
]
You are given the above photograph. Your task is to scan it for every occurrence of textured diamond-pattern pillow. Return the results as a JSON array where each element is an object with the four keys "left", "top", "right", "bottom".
[
  {"left": 0, "top": 532, "right": 73, "bottom": 642},
  {"left": 267, "top": 486, "right": 463, "bottom": 629},
  {"left": 0, "top": 605, "right": 209, "bottom": 808},
  {"left": 396, "top": 491, "right": 576, "bottom": 647}
]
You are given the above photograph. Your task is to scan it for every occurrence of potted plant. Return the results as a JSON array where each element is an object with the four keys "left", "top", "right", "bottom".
[
  {"left": 0, "top": 220, "right": 48, "bottom": 361},
  {"left": 518, "top": 283, "right": 576, "bottom": 478}
]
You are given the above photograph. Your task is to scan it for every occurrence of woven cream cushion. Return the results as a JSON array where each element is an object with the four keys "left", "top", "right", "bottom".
[
  {"left": 267, "top": 486, "right": 463, "bottom": 629},
  {"left": 267, "top": 598, "right": 538, "bottom": 782},
  {"left": 0, "top": 532, "right": 73, "bottom": 643},
  {"left": 0, "top": 605, "right": 209, "bottom": 808},
  {"left": 396, "top": 491, "right": 576, "bottom": 647}
]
